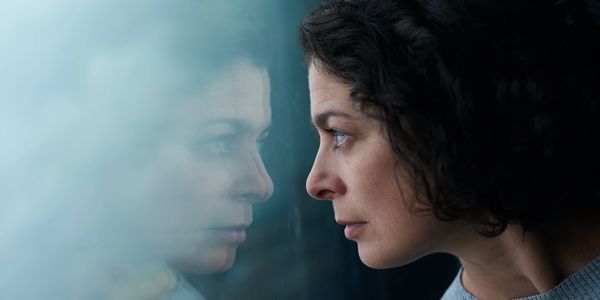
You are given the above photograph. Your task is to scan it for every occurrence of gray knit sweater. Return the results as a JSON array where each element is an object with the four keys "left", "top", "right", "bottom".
[{"left": 441, "top": 256, "right": 600, "bottom": 299}]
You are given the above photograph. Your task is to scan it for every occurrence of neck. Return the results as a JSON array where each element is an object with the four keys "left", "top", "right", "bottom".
[{"left": 449, "top": 215, "right": 600, "bottom": 299}]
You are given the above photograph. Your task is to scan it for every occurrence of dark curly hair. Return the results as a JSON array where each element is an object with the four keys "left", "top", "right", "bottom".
[{"left": 300, "top": 0, "right": 600, "bottom": 236}]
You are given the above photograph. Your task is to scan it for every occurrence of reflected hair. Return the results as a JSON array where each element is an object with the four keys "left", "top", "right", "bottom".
[{"left": 300, "top": 0, "right": 600, "bottom": 236}]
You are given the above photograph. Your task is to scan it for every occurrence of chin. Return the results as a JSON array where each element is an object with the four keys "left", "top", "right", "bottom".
[
  {"left": 357, "top": 243, "right": 421, "bottom": 269},
  {"left": 358, "top": 252, "right": 394, "bottom": 269},
  {"left": 171, "top": 245, "right": 238, "bottom": 274}
]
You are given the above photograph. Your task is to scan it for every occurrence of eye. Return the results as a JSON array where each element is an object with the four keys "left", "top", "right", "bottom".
[
  {"left": 197, "top": 136, "right": 236, "bottom": 157},
  {"left": 327, "top": 129, "right": 350, "bottom": 150},
  {"left": 257, "top": 130, "right": 270, "bottom": 153}
]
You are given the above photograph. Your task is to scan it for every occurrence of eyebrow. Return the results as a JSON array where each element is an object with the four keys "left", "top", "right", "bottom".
[{"left": 311, "top": 111, "right": 355, "bottom": 129}]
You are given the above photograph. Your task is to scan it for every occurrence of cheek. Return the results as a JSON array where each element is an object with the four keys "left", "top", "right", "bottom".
[
  {"left": 363, "top": 215, "right": 445, "bottom": 268},
  {"left": 159, "top": 142, "right": 236, "bottom": 195},
  {"left": 348, "top": 146, "right": 447, "bottom": 267},
  {"left": 360, "top": 178, "right": 447, "bottom": 268},
  {"left": 347, "top": 146, "right": 402, "bottom": 203},
  {"left": 118, "top": 146, "right": 240, "bottom": 229},
  {"left": 356, "top": 172, "right": 444, "bottom": 268},
  {"left": 154, "top": 159, "right": 237, "bottom": 220},
  {"left": 180, "top": 159, "right": 235, "bottom": 199}
]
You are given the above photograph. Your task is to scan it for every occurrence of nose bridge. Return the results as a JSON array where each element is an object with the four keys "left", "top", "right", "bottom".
[{"left": 234, "top": 147, "right": 273, "bottom": 203}]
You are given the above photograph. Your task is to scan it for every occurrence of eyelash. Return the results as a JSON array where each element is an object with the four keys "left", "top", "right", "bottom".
[{"left": 325, "top": 128, "right": 350, "bottom": 150}]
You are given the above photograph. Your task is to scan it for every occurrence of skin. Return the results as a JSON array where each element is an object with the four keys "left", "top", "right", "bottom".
[
  {"left": 121, "top": 58, "right": 273, "bottom": 274},
  {"left": 306, "top": 64, "right": 454, "bottom": 268},
  {"left": 1, "top": 2, "right": 275, "bottom": 297},
  {"left": 457, "top": 217, "right": 600, "bottom": 299},
  {"left": 305, "top": 63, "right": 600, "bottom": 299},
  {"left": 39, "top": 57, "right": 272, "bottom": 298}
]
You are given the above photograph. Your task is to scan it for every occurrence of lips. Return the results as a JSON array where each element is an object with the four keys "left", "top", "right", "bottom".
[
  {"left": 336, "top": 219, "right": 367, "bottom": 240},
  {"left": 207, "top": 225, "right": 249, "bottom": 244}
]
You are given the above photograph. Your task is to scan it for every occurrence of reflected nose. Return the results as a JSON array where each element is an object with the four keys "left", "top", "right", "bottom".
[
  {"left": 233, "top": 151, "right": 273, "bottom": 203},
  {"left": 306, "top": 148, "right": 346, "bottom": 201}
]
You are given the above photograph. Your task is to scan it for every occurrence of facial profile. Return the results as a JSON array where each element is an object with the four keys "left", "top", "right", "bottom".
[
  {"left": 115, "top": 58, "right": 274, "bottom": 274},
  {"left": 0, "top": 1, "right": 278, "bottom": 298},
  {"left": 305, "top": 64, "right": 453, "bottom": 268}
]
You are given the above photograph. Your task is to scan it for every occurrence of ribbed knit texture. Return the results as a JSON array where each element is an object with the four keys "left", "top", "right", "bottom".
[{"left": 441, "top": 256, "right": 600, "bottom": 300}]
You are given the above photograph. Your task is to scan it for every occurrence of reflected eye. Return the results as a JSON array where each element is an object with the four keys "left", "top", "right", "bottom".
[
  {"left": 327, "top": 129, "right": 349, "bottom": 150},
  {"left": 198, "top": 136, "right": 236, "bottom": 156},
  {"left": 257, "top": 130, "right": 270, "bottom": 153}
]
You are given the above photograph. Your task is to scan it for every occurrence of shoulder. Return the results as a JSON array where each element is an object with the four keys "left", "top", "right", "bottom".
[
  {"left": 442, "top": 257, "right": 600, "bottom": 300},
  {"left": 524, "top": 256, "right": 600, "bottom": 300},
  {"left": 440, "top": 268, "right": 477, "bottom": 300}
]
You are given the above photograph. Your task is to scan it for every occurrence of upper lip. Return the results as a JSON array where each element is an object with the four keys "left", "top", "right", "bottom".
[{"left": 335, "top": 219, "right": 367, "bottom": 226}]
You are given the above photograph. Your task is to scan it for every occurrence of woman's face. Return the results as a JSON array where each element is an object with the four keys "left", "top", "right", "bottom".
[
  {"left": 118, "top": 59, "right": 273, "bottom": 273},
  {"left": 306, "top": 64, "right": 452, "bottom": 268}
]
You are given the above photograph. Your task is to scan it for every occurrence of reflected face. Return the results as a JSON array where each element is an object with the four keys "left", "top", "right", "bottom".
[
  {"left": 123, "top": 59, "right": 273, "bottom": 273},
  {"left": 305, "top": 65, "right": 450, "bottom": 268}
]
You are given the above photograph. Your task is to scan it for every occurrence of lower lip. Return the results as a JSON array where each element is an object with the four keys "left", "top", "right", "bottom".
[
  {"left": 344, "top": 223, "right": 367, "bottom": 240},
  {"left": 209, "top": 229, "right": 247, "bottom": 244}
]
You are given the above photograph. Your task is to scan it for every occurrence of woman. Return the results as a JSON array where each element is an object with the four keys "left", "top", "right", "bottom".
[
  {"left": 300, "top": 0, "right": 600, "bottom": 299},
  {"left": 104, "top": 57, "right": 274, "bottom": 300},
  {"left": 0, "top": 1, "right": 274, "bottom": 299}
]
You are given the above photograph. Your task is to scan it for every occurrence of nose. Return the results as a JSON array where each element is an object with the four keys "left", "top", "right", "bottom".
[
  {"left": 232, "top": 150, "right": 273, "bottom": 204},
  {"left": 306, "top": 147, "right": 346, "bottom": 201}
]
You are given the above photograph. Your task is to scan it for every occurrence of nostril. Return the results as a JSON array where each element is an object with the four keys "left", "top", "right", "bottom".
[
  {"left": 307, "top": 177, "right": 337, "bottom": 201},
  {"left": 306, "top": 158, "right": 344, "bottom": 201},
  {"left": 306, "top": 173, "right": 344, "bottom": 201},
  {"left": 306, "top": 176, "right": 323, "bottom": 200},
  {"left": 315, "top": 189, "right": 335, "bottom": 200}
]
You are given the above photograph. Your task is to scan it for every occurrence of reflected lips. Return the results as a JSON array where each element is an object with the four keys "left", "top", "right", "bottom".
[{"left": 208, "top": 226, "right": 248, "bottom": 243}]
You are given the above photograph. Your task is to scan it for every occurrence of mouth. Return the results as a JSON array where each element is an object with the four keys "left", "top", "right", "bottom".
[
  {"left": 206, "top": 224, "right": 250, "bottom": 244},
  {"left": 336, "top": 220, "right": 367, "bottom": 240}
]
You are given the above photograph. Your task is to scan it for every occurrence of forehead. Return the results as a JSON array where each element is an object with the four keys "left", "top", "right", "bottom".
[
  {"left": 308, "top": 64, "right": 355, "bottom": 114},
  {"left": 309, "top": 65, "right": 349, "bottom": 98},
  {"left": 182, "top": 59, "right": 271, "bottom": 130}
]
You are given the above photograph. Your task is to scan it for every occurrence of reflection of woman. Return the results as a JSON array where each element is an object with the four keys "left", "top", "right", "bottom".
[
  {"left": 145, "top": 58, "right": 273, "bottom": 274},
  {"left": 95, "top": 12, "right": 275, "bottom": 300},
  {"left": 0, "top": 1, "right": 275, "bottom": 299},
  {"left": 108, "top": 57, "right": 274, "bottom": 299},
  {"left": 300, "top": 0, "right": 600, "bottom": 299}
]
